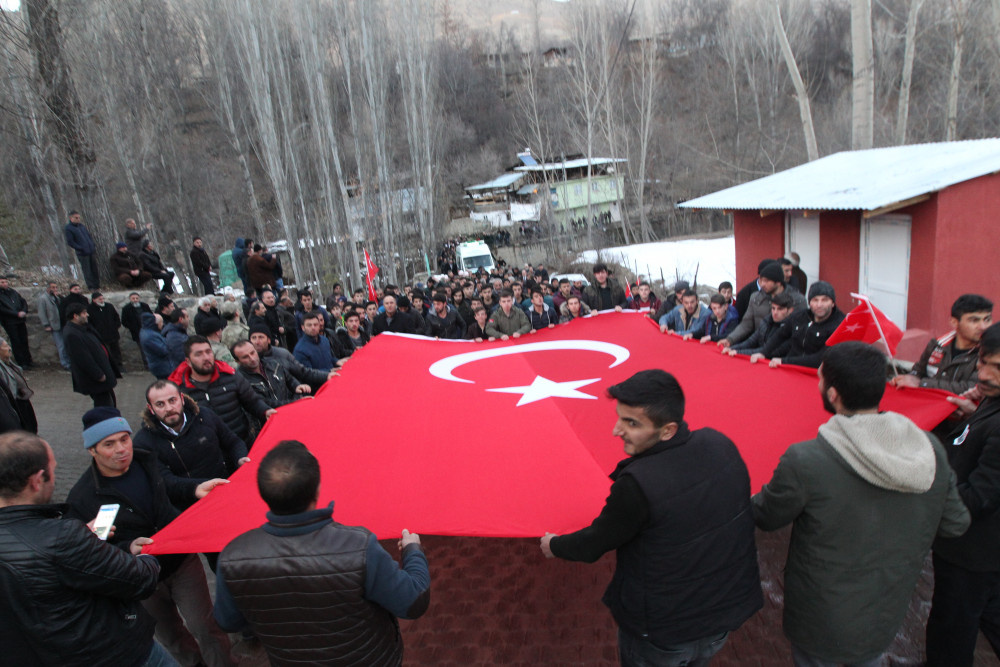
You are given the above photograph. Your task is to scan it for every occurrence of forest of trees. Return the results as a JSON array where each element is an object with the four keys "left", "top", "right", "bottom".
[{"left": 0, "top": 0, "right": 997, "bottom": 289}]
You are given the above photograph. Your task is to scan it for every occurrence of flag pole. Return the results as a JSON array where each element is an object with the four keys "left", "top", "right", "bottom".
[{"left": 851, "top": 291, "right": 899, "bottom": 376}]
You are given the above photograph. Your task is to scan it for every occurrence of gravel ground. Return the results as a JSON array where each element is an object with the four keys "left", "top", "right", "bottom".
[{"left": 22, "top": 368, "right": 1000, "bottom": 666}]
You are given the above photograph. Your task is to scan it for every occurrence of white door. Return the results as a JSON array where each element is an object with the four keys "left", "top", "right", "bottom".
[
  {"left": 860, "top": 215, "right": 911, "bottom": 329},
  {"left": 786, "top": 214, "right": 820, "bottom": 287}
]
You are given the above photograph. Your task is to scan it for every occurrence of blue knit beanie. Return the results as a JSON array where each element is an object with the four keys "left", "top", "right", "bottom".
[{"left": 82, "top": 407, "right": 132, "bottom": 449}]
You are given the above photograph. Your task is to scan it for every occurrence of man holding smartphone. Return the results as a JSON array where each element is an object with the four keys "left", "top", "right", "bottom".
[
  {"left": 0, "top": 430, "right": 169, "bottom": 666},
  {"left": 66, "top": 407, "right": 236, "bottom": 667}
]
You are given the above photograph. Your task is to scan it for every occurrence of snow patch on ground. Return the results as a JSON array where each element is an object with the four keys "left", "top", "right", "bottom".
[{"left": 578, "top": 236, "right": 736, "bottom": 290}]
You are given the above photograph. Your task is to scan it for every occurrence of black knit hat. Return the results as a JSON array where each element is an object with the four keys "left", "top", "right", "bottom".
[
  {"left": 759, "top": 261, "right": 785, "bottom": 284},
  {"left": 249, "top": 323, "right": 272, "bottom": 338},
  {"left": 808, "top": 281, "right": 836, "bottom": 302}
]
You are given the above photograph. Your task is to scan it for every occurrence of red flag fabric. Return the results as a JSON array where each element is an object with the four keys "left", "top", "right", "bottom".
[
  {"left": 146, "top": 313, "right": 956, "bottom": 555},
  {"left": 624, "top": 281, "right": 633, "bottom": 300},
  {"left": 826, "top": 294, "right": 904, "bottom": 355},
  {"left": 364, "top": 248, "right": 379, "bottom": 279},
  {"left": 366, "top": 273, "right": 377, "bottom": 303}
]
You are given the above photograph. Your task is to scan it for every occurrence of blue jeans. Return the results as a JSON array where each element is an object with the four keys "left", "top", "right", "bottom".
[
  {"left": 51, "top": 330, "right": 70, "bottom": 368},
  {"left": 618, "top": 629, "right": 728, "bottom": 667},
  {"left": 791, "top": 644, "right": 883, "bottom": 667},
  {"left": 142, "top": 641, "right": 180, "bottom": 667}
]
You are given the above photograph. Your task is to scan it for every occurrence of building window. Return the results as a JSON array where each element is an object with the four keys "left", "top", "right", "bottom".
[
  {"left": 574, "top": 184, "right": 583, "bottom": 196},
  {"left": 591, "top": 181, "right": 600, "bottom": 192}
]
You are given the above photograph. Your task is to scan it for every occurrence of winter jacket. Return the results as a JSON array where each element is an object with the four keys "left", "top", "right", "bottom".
[
  {"left": 121, "top": 301, "right": 152, "bottom": 342},
  {"left": 263, "top": 344, "right": 329, "bottom": 389},
  {"left": 702, "top": 309, "right": 739, "bottom": 342},
  {"left": 168, "top": 360, "right": 271, "bottom": 442},
  {"left": 730, "top": 316, "right": 790, "bottom": 357},
  {"left": 239, "top": 358, "right": 301, "bottom": 408},
  {"left": 763, "top": 306, "right": 846, "bottom": 368},
  {"left": 132, "top": 395, "right": 247, "bottom": 509},
  {"left": 659, "top": 303, "right": 711, "bottom": 335},
  {"left": 190, "top": 245, "right": 213, "bottom": 275},
  {"left": 627, "top": 295, "right": 661, "bottom": 313},
  {"left": 334, "top": 327, "right": 370, "bottom": 356},
  {"left": 232, "top": 239, "right": 248, "bottom": 282},
  {"left": 934, "top": 397, "right": 1000, "bottom": 572},
  {"left": 124, "top": 226, "right": 149, "bottom": 256},
  {"left": 64, "top": 220, "right": 96, "bottom": 256},
  {"left": 215, "top": 503, "right": 430, "bottom": 667},
  {"left": 909, "top": 332, "right": 980, "bottom": 394},
  {"left": 727, "top": 286, "right": 807, "bottom": 345},
  {"left": 35, "top": 292, "right": 62, "bottom": 331},
  {"left": 109, "top": 249, "right": 146, "bottom": 278},
  {"left": 526, "top": 304, "right": 560, "bottom": 330},
  {"left": 425, "top": 309, "right": 467, "bottom": 339},
  {"left": 559, "top": 300, "right": 592, "bottom": 322},
  {"left": 294, "top": 334, "right": 336, "bottom": 372},
  {"left": 551, "top": 423, "right": 763, "bottom": 647},
  {"left": 140, "top": 247, "right": 168, "bottom": 275},
  {"left": 0, "top": 286, "right": 27, "bottom": 321},
  {"left": 221, "top": 320, "right": 250, "bottom": 350},
  {"left": 87, "top": 301, "right": 121, "bottom": 343},
  {"left": 583, "top": 280, "right": 628, "bottom": 311},
  {"left": 753, "top": 414, "right": 970, "bottom": 663},
  {"left": 162, "top": 322, "right": 188, "bottom": 369},
  {"left": 139, "top": 313, "right": 173, "bottom": 379},
  {"left": 63, "top": 321, "right": 118, "bottom": 396},
  {"left": 246, "top": 254, "right": 277, "bottom": 291},
  {"left": 0, "top": 503, "right": 160, "bottom": 667},
  {"left": 485, "top": 306, "right": 531, "bottom": 338},
  {"left": 372, "top": 310, "right": 419, "bottom": 336},
  {"left": 295, "top": 307, "right": 331, "bottom": 334}
]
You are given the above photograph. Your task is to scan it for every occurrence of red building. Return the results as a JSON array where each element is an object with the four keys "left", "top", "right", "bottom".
[{"left": 679, "top": 139, "right": 1000, "bottom": 361}]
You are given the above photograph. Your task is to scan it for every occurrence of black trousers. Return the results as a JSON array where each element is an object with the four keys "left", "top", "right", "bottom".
[
  {"left": 197, "top": 272, "right": 214, "bottom": 296},
  {"left": 90, "top": 390, "right": 117, "bottom": 408},
  {"left": 78, "top": 253, "right": 100, "bottom": 290},
  {"left": 926, "top": 553, "right": 1000, "bottom": 666},
  {"left": 0, "top": 317, "right": 31, "bottom": 366},
  {"left": 150, "top": 270, "right": 175, "bottom": 294}
]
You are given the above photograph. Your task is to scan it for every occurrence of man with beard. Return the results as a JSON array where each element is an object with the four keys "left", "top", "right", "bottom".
[
  {"left": 293, "top": 312, "right": 339, "bottom": 372},
  {"left": 753, "top": 342, "right": 969, "bottom": 666},
  {"left": 168, "top": 336, "right": 275, "bottom": 443},
  {"left": 87, "top": 292, "right": 123, "bottom": 370},
  {"left": 926, "top": 322, "right": 1000, "bottom": 665},
  {"left": 760, "top": 281, "right": 845, "bottom": 369},
  {"left": 233, "top": 340, "right": 310, "bottom": 408},
  {"left": 36, "top": 282, "right": 70, "bottom": 370},
  {"left": 425, "top": 292, "right": 466, "bottom": 339},
  {"left": 134, "top": 380, "right": 249, "bottom": 510},
  {"left": 719, "top": 261, "right": 805, "bottom": 350},
  {"left": 120, "top": 291, "right": 153, "bottom": 349}
]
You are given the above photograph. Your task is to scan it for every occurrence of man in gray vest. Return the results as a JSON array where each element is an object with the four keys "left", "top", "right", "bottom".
[{"left": 214, "top": 440, "right": 430, "bottom": 666}]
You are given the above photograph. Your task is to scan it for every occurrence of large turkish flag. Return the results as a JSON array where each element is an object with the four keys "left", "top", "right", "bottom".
[{"left": 145, "top": 312, "right": 956, "bottom": 554}]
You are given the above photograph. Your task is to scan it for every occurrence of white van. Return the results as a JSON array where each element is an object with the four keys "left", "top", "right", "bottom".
[{"left": 456, "top": 240, "right": 496, "bottom": 273}]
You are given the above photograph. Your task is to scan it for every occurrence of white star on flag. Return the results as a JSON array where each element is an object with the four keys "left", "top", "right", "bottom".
[{"left": 487, "top": 375, "right": 601, "bottom": 406}]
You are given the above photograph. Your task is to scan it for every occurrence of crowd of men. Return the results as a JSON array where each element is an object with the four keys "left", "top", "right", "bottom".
[{"left": 1, "top": 219, "right": 1000, "bottom": 667}]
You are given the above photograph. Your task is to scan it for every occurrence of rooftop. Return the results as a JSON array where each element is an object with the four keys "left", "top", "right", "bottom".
[
  {"left": 679, "top": 138, "right": 1000, "bottom": 212},
  {"left": 466, "top": 173, "right": 527, "bottom": 192},
  {"left": 514, "top": 157, "right": 627, "bottom": 173}
]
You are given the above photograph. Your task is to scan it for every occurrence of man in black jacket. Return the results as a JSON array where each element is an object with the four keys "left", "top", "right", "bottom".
[
  {"left": 168, "top": 336, "right": 276, "bottom": 443},
  {"left": 65, "top": 407, "right": 234, "bottom": 667},
  {"left": 191, "top": 236, "right": 214, "bottom": 296},
  {"left": 759, "top": 281, "right": 845, "bottom": 369},
  {"left": 0, "top": 277, "right": 31, "bottom": 368},
  {"left": 250, "top": 325, "right": 331, "bottom": 389},
  {"left": 134, "top": 380, "right": 249, "bottom": 510},
  {"left": 140, "top": 240, "right": 175, "bottom": 295},
  {"left": 540, "top": 370, "right": 762, "bottom": 665},
  {"left": 926, "top": 322, "right": 1000, "bottom": 665},
  {"left": 233, "top": 340, "right": 310, "bottom": 408},
  {"left": 63, "top": 303, "right": 119, "bottom": 407},
  {"left": 0, "top": 430, "right": 166, "bottom": 666},
  {"left": 87, "top": 292, "right": 123, "bottom": 370}
]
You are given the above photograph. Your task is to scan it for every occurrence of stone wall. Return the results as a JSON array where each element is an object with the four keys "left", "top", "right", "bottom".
[{"left": 9, "top": 287, "right": 203, "bottom": 370}]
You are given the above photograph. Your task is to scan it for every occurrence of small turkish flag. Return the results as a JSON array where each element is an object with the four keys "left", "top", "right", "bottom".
[
  {"left": 624, "top": 281, "right": 633, "bottom": 300},
  {"left": 364, "top": 248, "right": 379, "bottom": 279},
  {"left": 826, "top": 294, "right": 904, "bottom": 355}
]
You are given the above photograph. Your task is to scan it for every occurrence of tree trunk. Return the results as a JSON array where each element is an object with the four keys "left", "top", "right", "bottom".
[
  {"left": 945, "top": 2, "right": 966, "bottom": 141},
  {"left": 773, "top": 0, "right": 819, "bottom": 161},
  {"left": 850, "top": 0, "right": 875, "bottom": 150},
  {"left": 894, "top": 0, "right": 924, "bottom": 145}
]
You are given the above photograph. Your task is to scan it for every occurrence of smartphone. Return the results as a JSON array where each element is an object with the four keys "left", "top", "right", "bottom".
[{"left": 93, "top": 503, "right": 119, "bottom": 541}]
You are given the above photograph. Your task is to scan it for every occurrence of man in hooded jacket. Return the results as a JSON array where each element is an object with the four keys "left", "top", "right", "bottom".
[{"left": 753, "top": 342, "right": 970, "bottom": 666}]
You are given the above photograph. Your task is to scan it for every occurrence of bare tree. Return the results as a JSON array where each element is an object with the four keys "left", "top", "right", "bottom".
[
  {"left": 773, "top": 0, "right": 818, "bottom": 160},
  {"left": 945, "top": 0, "right": 967, "bottom": 141},
  {"left": 895, "top": 0, "right": 925, "bottom": 145},
  {"left": 851, "top": 0, "right": 875, "bottom": 149}
]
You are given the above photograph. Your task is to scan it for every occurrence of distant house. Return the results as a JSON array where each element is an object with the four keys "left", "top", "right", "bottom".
[
  {"left": 463, "top": 149, "right": 627, "bottom": 231},
  {"left": 679, "top": 138, "right": 1000, "bottom": 360}
]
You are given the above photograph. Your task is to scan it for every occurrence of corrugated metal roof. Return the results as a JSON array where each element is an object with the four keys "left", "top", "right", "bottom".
[
  {"left": 514, "top": 157, "right": 627, "bottom": 172},
  {"left": 678, "top": 139, "right": 1000, "bottom": 211},
  {"left": 466, "top": 172, "right": 526, "bottom": 191}
]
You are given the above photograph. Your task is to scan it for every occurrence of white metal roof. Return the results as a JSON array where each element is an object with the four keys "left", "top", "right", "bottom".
[
  {"left": 514, "top": 157, "right": 627, "bottom": 172},
  {"left": 466, "top": 172, "right": 526, "bottom": 192},
  {"left": 679, "top": 139, "right": 1000, "bottom": 211}
]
